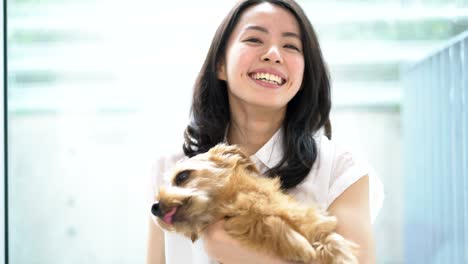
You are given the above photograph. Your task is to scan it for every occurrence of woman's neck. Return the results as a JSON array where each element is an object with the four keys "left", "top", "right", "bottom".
[{"left": 227, "top": 105, "right": 285, "bottom": 156}]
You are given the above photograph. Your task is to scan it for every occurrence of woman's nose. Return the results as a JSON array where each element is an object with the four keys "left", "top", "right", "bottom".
[{"left": 261, "top": 46, "right": 283, "bottom": 64}]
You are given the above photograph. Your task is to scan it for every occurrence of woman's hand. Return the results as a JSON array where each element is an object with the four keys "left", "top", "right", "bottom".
[{"left": 202, "top": 220, "right": 294, "bottom": 264}]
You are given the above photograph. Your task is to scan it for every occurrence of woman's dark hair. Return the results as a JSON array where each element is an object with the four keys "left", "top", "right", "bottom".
[{"left": 183, "top": 0, "right": 332, "bottom": 190}]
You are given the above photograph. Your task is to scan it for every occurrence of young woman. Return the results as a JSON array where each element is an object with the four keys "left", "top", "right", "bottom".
[{"left": 147, "top": 0, "right": 384, "bottom": 263}]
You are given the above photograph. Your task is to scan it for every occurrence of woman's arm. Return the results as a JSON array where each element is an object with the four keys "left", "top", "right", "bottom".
[
  {"left": 202, "top": 221, "right": 294, "bottom": 264},
  {"left": 327, "top": 175, "right": 376, "bottom": 264},
  {"left": 202, "top": 176, "right": 375, "bottom": 264},
  {"left": 146, "top": 216, "right": 166, "bottom": 264}
]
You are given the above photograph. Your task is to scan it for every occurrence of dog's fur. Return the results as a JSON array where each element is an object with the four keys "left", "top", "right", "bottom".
[{"left": 152, "top": 144, "right": 358, "bottom": 264}]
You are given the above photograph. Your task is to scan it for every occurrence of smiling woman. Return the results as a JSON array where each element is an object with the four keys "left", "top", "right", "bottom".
[{"left": 147, "top": 1, "right": 383, "bottom": 264}]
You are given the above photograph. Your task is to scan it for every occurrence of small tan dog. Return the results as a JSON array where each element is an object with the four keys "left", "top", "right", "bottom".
[{"left": 152, "top": 144, "right": 358, "bottom": 264}]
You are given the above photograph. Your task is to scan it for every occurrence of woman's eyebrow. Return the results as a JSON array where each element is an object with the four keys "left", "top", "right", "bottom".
[
  {"left": 282, "top": 31, "right": 301, "bottom": 40},
  {"left": 244, "top": 25, "right": 301, "bottom": 40},
  {"left": 245, "top": 25, "right": 269, "bottom": 34}
]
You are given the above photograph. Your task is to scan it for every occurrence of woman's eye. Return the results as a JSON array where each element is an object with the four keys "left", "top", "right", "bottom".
[
  {"left": 244, "top": 38, "right": 262, "bottom": 43},
  {"left": 284, "top": 44, "right": 300, "bottom": 52},
  {"left": 174, "top": 170, "right": 191, "bottom": 186}
]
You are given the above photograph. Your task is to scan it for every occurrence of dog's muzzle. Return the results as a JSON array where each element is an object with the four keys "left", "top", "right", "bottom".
[
  {"left": 151, "top": 202, "right": 162, "bottom": 217},
  {"left": 151, "top": 202, "right": 179, "bottom": 225}
]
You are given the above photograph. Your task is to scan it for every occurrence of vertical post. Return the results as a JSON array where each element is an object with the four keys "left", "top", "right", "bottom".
[{"left": 1, "top": 0, "right": 6, "bottom": 262}]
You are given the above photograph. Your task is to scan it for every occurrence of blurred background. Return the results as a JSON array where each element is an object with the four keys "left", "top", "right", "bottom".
[{"left": 6, "top": 0, "right": 468, "bottom": 263}]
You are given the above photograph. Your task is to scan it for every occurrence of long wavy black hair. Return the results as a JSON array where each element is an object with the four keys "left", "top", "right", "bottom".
[{"left": 183, "top": 0, "right": 332, "bottom": 190}]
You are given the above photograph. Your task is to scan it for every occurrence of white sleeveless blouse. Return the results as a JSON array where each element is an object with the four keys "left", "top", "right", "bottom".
[{"left": 149, "top": 128, "right": 384, "bottom": 264}]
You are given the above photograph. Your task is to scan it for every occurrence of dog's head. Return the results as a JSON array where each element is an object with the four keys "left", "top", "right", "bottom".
[{"left": 151, "top": 143, "right": 257, "bottom": 241}]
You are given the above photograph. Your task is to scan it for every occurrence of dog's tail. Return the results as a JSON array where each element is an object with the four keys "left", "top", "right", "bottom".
[{"left": 312, "top": 232, "right": 359, "bottom": 264}]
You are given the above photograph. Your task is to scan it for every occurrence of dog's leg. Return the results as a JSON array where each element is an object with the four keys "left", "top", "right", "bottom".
[
  {"left": 273, "top": 205, "right": 357, "bottom": 264},
  {"left": 223, "top": 215, "right": 316, "bottom": 263},
  {"left": 293, "top": 214, "right": 358, "bottom": 264}
]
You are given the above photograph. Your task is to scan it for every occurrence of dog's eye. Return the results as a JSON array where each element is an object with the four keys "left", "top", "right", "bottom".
[{"left": 174, "top": 170, "right": 191, "bottom": 186}]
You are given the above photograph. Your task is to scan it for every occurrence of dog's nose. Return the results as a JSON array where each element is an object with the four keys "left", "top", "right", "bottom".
[{"left": 151, "top": 202, "right": 162, "bottom": 217}]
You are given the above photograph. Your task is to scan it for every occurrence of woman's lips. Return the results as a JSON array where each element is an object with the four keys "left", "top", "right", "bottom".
[
  {"left": 249, "top": 68, "right": 287, "bottom": 83},
  {"left": 250, "top": 76, "right": 283, "bottom": 89},
  {"left": 248, "top": 68, "right": 287, "bottom": 89}
]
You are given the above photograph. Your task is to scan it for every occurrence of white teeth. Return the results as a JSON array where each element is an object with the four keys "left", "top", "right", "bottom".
[{"left": 253, "top": 72, "right": 283, "bottom": 85}]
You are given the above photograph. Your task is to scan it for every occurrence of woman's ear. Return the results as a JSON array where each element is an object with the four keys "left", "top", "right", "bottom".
[{"left": 217, "top": 60, "right": 227, "bottom": 81}]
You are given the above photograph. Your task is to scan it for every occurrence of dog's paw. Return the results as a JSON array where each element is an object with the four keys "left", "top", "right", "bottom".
[
  {"left": 274, "top": 222, "right": 317, "bottom": 263},
  {"left": 312, "top": 233, "right": 358, "bottom": 264}
]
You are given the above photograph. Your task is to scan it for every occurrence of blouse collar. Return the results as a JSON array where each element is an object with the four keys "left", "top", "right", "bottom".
[
  {"left": 252, "top": 127, "right": 284, "bottom": 169},
  {"left": 224, "top": 125, "right": 285, "bottom": 169}
]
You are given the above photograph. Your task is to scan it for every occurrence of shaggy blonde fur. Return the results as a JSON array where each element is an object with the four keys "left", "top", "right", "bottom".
[{"left": 152, "top": 144, "right": 358, "bottom": 264}]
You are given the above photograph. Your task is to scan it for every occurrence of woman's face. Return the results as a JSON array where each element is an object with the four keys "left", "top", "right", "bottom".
[{"left": 218, "top": 2, "right": 305, "bottom": 112}]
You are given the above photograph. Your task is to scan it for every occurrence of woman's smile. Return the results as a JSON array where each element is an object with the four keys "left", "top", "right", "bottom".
[{"left": 249, "top": 67, "right": 287, "bottom": 88}]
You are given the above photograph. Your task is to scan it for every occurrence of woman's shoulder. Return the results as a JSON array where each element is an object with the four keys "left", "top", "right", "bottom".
[
  {"left": 313, "top": 134, "right": 371, "bottom": 190},
  {"left": 311, "top": 134, "right": 350, "bottom": 175},
  {"left": 313, "top": 134, "right": 384, "bottom": 222},
  {"left": 315, "top": 133, "right": 353, "bottom": 157},
  {"left": 314, "top": 135, "right": 366, "bottom": 176},
  {"left": 288, "top": 135, "right": 352, "bottom": 206}
]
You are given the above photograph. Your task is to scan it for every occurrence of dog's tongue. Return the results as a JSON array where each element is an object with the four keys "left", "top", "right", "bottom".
[{"left": 163, "top": 207, "right": 177, "bottom": 225}]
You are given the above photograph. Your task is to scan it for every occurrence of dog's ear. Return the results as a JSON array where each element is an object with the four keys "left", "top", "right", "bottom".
[
  {"left": 211, "top": 143, "right": 248, "bottom": 158},
  {"left": 208, "top": 144, "right": 258, "bottom": 172}
]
